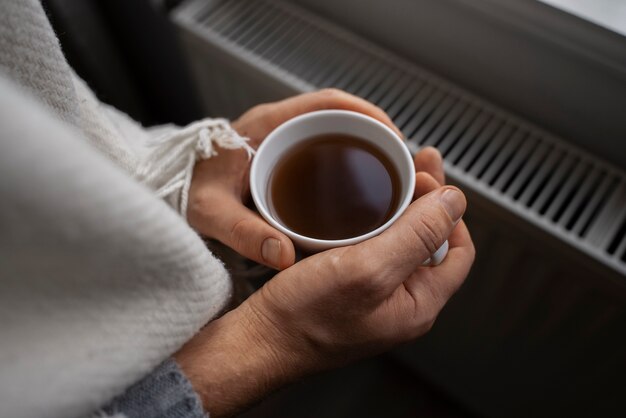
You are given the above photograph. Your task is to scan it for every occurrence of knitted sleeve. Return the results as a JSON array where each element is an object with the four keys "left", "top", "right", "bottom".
[{"left": 98, "top": 359, "right": 207, "bottom": 418}]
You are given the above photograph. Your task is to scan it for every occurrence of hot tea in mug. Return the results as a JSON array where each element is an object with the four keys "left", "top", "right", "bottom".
[{"left": 268, "top": 133, "right": 401, "bottom": 240}]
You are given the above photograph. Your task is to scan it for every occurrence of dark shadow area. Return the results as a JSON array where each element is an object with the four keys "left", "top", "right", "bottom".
[
  {"left": 42, "top": 0, "right": 203, "bottom": 126},
  {"left": 240, "top": 355, "right": 475, "bottom": 418}
]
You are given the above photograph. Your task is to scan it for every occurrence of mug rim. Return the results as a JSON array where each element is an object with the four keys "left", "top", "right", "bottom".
[{"left": 250, "top": 109, "right": 416, "bottom": 248}]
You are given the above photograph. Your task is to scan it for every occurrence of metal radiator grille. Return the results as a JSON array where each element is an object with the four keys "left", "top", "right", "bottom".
[{"left": 175, "top": 0, "right": 626, "bottom": 276}]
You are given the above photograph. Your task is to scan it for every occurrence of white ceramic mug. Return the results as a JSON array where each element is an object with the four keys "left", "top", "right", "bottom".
[{"left": 250, "top": 110, "right": 448, "bottom": 264}]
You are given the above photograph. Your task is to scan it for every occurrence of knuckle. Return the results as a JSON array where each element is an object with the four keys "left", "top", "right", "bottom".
[
  {"left": 317, "top": 88, "right": 355, "bottom": 106},
  {"left": 422, "top": 146, "right": 442, "bottom": 161},
  {"left": 247, "top": 103, "right": 269, "bottom": 118},
  {"left": 412, "top": 215, "right": 445, "bottom": 255},
  {"left": 187, "top": 190, "right": 218, "bottom": 229},
  {"left": 331, "top": 247, "right": 386, "bottom": 296},
  {"left": 229, "top": 218, "right": 253, "bottom": 251},
  {"left": 323, "top": 248, "right": 345, "bottom": 277},
  {"left": 362, "top": 265, "right": 389, "bottom": 294},
  {"left": 318, "top": 87, "right": 344, "bottom": 98},
  {"left": 187, "top": 191, "right": 207, "bottom": 219}
]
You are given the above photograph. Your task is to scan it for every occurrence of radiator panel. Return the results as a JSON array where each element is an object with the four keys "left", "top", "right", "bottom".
[{"left": 173, "top": 0, "right": 626, "bottom": 276}]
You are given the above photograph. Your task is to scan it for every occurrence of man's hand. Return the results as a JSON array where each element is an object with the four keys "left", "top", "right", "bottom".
[
  {"left": 187, "top": 89, "right": 401, "bottom": 270},
  {"left": 176, "top": 145, "right": 475, "bottom": 417}
]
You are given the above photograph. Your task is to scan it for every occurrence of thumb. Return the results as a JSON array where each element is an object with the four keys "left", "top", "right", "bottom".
[
  {"left": 357, "top": 186, "right": 466, "bottom": 288},
  {"left": 204, "top": 196, "right": 296, "bottom": 270}
]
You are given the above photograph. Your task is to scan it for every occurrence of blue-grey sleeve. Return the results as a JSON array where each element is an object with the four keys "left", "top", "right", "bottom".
[{"left": 100, "top": 359, "right": 208, "bottom": 418}]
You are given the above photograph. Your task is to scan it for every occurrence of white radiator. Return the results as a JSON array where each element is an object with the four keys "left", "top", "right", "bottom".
[{"left": 171, "top": 0, "right": 626, "bottom": 416}]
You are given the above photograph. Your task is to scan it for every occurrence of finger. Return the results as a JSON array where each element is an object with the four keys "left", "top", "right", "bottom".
[
  {"left": 351, "top": 186, "right": 467, "bottom": 294},
  {"left": 448, "top": 219, "right": 473, "bottom": 250},
  {"left": 271, "top": 89, "right": 403, "bottom": 138},
  {"left": 403, "top": 220, "right": 474, "bottom": 312},
  {"left": 198, "top": 196, "right": 296, "bottom": 270},
  {"left": 414, "top": 171, "right": 441, "bottom": 199},
  {"left": 413, "top": 146, "right": 445, "bottom": 185}
]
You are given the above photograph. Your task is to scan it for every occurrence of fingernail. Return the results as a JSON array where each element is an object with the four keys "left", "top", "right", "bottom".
[
  {"left": 440, "top": 188, "right": 465, "bottom": 222},
  {"left": 262, "top": 238, "right": 281, "bottom": 268}
]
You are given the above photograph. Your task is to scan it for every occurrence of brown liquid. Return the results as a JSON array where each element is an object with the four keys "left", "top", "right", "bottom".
[{"left": 269, "top": 133, "right": 401, "bottom": 240}]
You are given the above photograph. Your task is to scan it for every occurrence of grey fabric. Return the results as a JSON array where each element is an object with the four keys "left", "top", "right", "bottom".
[{"left": 102, "top": 359, "right": 207, "bottom": 418}]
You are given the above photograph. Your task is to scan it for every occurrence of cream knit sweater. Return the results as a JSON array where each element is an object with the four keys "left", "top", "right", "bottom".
[{"left": 0, "top": 1, "right": 245, "bottom": 417}]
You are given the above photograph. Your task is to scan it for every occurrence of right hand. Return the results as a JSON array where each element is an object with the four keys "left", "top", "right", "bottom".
[
  {"left": 175, "top": 148, "right": 475, "bottom": 417},
  {"left": 248, "top": 184, "right": 473, "bottom": 370}
]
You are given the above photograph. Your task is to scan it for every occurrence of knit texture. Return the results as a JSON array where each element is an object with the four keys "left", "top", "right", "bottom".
[
  {"left": 0, "top": 0, "right": 243, "bottom": 417},
  {"left": 101, "top": 359, "right": 207, "bottom": 418}
]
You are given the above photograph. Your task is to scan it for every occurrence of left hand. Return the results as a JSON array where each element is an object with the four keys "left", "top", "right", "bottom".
[{"left": 187, "top": 88, "right": 403, "bottom": 270}]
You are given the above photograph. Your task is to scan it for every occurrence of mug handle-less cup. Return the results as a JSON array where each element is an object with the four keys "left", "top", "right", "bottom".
[{"left": 249, "top": 110, "right": 448, "bottom": 264}]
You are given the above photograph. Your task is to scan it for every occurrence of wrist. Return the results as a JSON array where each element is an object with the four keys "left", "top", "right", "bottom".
[{"left": 173, "top": 300, "right": 303, "bottom": 417}]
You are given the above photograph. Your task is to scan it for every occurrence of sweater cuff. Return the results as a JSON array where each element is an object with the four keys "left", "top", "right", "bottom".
[{"left": 100, "top": 359, "right": 207, "bottom": 418}]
